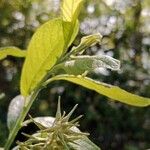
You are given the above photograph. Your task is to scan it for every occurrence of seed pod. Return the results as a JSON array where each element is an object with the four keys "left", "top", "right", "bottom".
[{"left": 7, "top": 95, "right": 25, "bottom": 130}]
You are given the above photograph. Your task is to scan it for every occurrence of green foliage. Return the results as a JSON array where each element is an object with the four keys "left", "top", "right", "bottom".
[
  {"left": 46, "top": 75, "right": 150, "bottom": 107},
  {"left": 19, "top": 0, "right": 150, "bottom": 107},
  {"left": 0, "top": 0, "right": 149, "bottom": 149},
  {"left": 62, "top": 21, "right": 79, "bottom": 51},
  {"left": 0, "top": 47, "right": 26, "bottom": 60},
  {"left": 61, "top": 0, "right": 84, "bottom": 23},
  {"left": 20, "top": 18, "right": 65, "bottom": 96}
]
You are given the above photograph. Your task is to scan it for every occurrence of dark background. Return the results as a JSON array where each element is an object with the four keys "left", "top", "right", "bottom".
[{"left": 0, "top": 0, "right": 150, "bottom": 149}]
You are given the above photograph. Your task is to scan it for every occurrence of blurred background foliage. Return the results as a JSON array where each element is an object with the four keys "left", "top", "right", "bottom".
[{"left": 0, "top": 0, "right": 150, "bottom": 149}]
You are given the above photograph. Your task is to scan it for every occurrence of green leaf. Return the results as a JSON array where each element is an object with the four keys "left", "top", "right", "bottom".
[
  {"left": 61, "top": 0, "right": 84, "bottom": 22},
  {"left": 62, "top": 20, "right": 79, "bottom": 51},
  {"left": 21, "top": 18, "right": 65, "bottom": 96},
  {"left": 52, "top": 55, "right": 120, "bottom": 75},
  {"left": 0, "top": 47, "right": 26, "bottom": 60},
  {"left": 45, "top": 75, "right": 150, "bottom": 107},
  {"left": 71, "top": 33, "right": 102, "bottom": 55},
  {"left": 61, "top": 0, "right": 84, "bottom": 52}
]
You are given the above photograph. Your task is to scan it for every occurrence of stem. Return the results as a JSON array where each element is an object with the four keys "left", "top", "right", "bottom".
[{"left": 4, "top": 89, "right": 40, "bottom": 150}]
